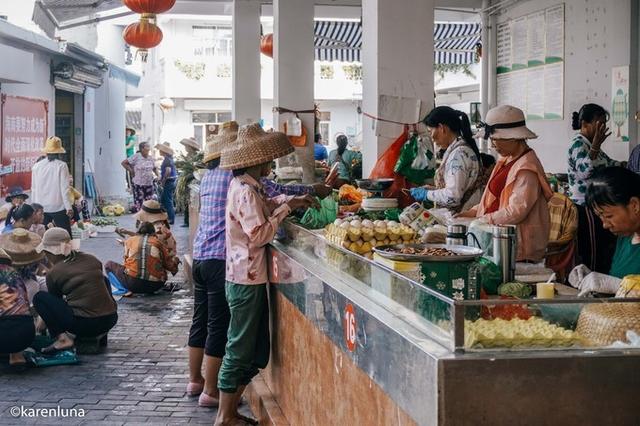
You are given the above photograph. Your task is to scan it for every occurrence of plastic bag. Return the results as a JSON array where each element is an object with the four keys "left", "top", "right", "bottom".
[
  {"left": 284, "top": 122, "right": 307, "bottom": 147},
  {"left": 394, "top": 134, "right": 435, "bottom": 185},
  {"left": 369, "top": 128, "right": 413, "bottom": 208},
  {"left": 300, "top": 197, "right": 337, "bottom": 229},
  {"left": 284, "top": 116, "right": 302, "bottom": 137}
]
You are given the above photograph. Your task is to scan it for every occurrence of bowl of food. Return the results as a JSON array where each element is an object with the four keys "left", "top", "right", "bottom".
[
  {"left": 373, "top": 243, "right": 483, "bottom": 262},
  {"left": 355, "top": 179, "right": 395, "bottom": 192}
]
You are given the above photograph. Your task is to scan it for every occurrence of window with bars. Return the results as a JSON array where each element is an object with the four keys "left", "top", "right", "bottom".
[
  {"left": 192, "top": 25, "right": 233, "bottom": 57},
  {"left": 192, "top": 111, "right": 233, "bottom": 145}
]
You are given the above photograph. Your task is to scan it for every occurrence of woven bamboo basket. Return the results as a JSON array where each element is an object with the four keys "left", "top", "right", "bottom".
[{"left": 575, "top": 302, "right": 640, "bottom": 346}]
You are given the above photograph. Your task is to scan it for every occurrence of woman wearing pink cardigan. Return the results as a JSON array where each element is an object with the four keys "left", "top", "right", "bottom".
[{"left": 458, "top": 105, "right": 553, "bottom": 262}]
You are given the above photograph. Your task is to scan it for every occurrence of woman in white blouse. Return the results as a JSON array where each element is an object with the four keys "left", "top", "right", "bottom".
[{"left": 410, "top": 106, "right": 482, "bottom": 213}]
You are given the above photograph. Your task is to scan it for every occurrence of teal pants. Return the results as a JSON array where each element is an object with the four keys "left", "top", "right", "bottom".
[{"left": 217, "top": 282, "right": 270, "bottom": 394}]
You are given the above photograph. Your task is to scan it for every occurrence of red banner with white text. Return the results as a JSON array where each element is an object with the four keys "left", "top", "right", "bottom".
[{"left": 0, "top": 95, "right": 49, "bottom": 196}]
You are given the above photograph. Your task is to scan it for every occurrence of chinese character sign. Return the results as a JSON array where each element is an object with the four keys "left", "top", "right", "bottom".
[{"left": 1, "top": 95, "right": 48, "bottom": 193}]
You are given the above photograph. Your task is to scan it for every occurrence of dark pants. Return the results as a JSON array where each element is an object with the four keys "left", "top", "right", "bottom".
[
  {"left": 188, "top": 259, "right": 229, "bottom": 358},
  {"left": 105, "top": 261, "right": 163, "bottom": 294},
  {"left": 161, "top": 179, "right": 176, "bottom": 224},
  {"left": 43, "top": 210, "right": 72, "bottom": 237},
  {"left": 33, "top": 292, "right": 117, "bottom": 338},
  {"left": 576, "top": 204, "right": 616, "bottom": 273},
  {"left": 0, "top": 316, "right": 35, "bottom": 353}
]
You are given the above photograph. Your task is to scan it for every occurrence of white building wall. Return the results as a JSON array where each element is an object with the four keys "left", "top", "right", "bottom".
[
  {"left": 91, "top": 76, "right": 128, "bottom": 200},
  {"left": 495, "top": 0, "right": 634, "bottom": 172}
]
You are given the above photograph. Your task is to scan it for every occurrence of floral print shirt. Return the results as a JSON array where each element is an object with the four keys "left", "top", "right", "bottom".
[
  {"left": 427, "top": 139, "right": 481, "bottom": 210},
  {"left": 128, "top": 153, "right": 156, "bottom": 187},
  {"left": 225, "top": 174, "right": 292, "bottom": 285},
  {"left": 567, "top": 133, "right": 622, "bottom": 205},
  {"left": 0, "top": 264, "right": 30, "bottom": 317}
]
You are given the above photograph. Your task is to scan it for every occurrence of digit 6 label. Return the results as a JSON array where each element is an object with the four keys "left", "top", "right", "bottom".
[{"left": 344, "top": 303, "right": 356, "bottom": 352}]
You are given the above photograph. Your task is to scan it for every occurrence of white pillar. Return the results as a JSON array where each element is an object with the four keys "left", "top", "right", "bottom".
[
  {"left": 232, "top": 0, "right": 261, "bottom": 125},
  {"left": 273, "top": 0, "right": 315, "bottom": 183},
  {"left": 362, "top": 0, "right": 435, "bottom": 176}
]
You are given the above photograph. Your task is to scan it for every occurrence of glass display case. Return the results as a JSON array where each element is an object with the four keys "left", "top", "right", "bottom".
[{"left": 279, "top": 221, "right": 640, "bottom": 354}]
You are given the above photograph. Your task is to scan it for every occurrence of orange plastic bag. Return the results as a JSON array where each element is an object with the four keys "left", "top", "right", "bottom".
[
  {"left": 368, "top": 127, "right": 413, "bottom": 208},
  {"left": 284, "top": 122, "right": 307, "bottom": 147}
]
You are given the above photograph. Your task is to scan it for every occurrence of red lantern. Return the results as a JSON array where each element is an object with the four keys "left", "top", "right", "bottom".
[
  {"left": 123, "top": 0, "right": 176, "bottom": 14},
  {"left": 260, "top": 33, "right": 273, "bottom": 58},
  {"left": 123, "top": 17, "right": 163, "bottom": 62}
]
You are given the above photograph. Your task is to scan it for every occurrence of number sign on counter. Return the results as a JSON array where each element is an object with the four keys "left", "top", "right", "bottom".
[{"left": 344, "top": 303, "right": 357, "bottom": 352}]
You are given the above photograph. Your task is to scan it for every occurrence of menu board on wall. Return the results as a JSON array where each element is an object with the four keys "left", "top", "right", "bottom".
[
  {"left": 0, "top": 95, "right": 48, "bottom": 193},
  {"left": 496, "top": 4, "right": 565, "bottom": 120}
]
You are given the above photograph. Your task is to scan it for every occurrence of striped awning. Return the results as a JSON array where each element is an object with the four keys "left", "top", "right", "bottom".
[
  {"left": 434, "top": 22, "right": 481, "bottom": 65},
  {"left": 314, "top": 20, "right": 362, "bottom": 63},
  {"left": 314, "top": 20, "right": 480, "bottom": 65}
]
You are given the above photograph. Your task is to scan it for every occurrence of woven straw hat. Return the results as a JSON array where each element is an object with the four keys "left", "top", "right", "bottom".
[
  {"left": 134, "top": 200, "right": 168, "bottom": 223},
  {"left": 204, "top": 121, "right": 239, "bottom": 163},
  {"left": 43, "top": 136, "right": 66, "bottom": 154},
  {"left": 180, "top": 137, "right": 200, "bottom": 152},
  {"left": 156, "top": 142, "right": 174, "bottom": 156},
  {"left": 36, "top": 227, "right": 71, "bottom": 256},
  {"left": 0, "top": 228, "right": 44, "bottom": 265},
  {"left": 482, "top": 105, "right": 537, "bottom": 140},
  {"left": 220, "top": 123, "right": 294, "bottom": 170}
]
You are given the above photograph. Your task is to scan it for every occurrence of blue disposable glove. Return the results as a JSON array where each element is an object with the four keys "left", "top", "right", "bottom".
[{"left": 409, "top": 187, "right": 429, "bottom": 201}]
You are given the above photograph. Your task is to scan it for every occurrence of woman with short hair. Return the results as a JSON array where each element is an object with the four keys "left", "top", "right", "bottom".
[
  {"left": 121, "top": 141, "right": 159, "bottom": 212},
  {"left": 569, "top": 167, "right": 640, "bottom": 295}
]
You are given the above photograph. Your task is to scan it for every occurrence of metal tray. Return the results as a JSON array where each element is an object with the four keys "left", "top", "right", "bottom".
[{"left": 373, "top": 243, "right": 484, "bottom": 262}]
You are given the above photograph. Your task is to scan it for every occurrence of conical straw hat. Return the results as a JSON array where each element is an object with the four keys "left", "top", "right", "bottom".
[
  {"left": 0, "top": 228, "right": 44, "bottom": 265},
  {"left": 220, "top": 123, "right": 293, "bottom": 170},
  {"left": 204, "top": 121, "right": 239, "bottom": 163}
]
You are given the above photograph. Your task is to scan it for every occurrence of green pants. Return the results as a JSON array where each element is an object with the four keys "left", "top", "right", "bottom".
[{"left": 217, "top": 282, "right": 270, "bottom": 394}]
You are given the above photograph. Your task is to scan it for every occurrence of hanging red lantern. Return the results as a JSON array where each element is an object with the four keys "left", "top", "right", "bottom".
[
  {"left": 260, "top": 33, "right": 273, "bottom": 58},
  {"left": 123, "top": 0, "right": 176, "bottom": 14},
  {"left": 123, "top": 17, "right": 163, "bottom": 62}
]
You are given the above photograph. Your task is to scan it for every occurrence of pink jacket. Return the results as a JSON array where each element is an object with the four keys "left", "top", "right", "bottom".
[{"left": 477, "top": 150, "right": 553, "bottom": 262}]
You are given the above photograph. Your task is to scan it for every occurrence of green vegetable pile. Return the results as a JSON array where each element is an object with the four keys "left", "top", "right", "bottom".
[{"left": 497, "top": 282, "right": 532, "bottom": 298}]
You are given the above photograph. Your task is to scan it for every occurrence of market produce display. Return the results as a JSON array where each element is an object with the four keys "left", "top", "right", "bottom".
[
  {"left": 101, "top": 204, "right": 126, "bottom": 216},
  {"left": 465, "top": 317, "right": 581, "bottom": 349},
  {"left": 497, "top": 282, "right": 533, "bottom": 298},
  {"left": 325, "top": 218, "right": 417, "bottom": 259}
]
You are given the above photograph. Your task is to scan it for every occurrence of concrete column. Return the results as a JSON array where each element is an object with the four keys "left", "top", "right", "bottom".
[
  {"left": 273, "top": 0, "right": 315, "bottom": 183},
  {"left": 361, "top": 0, "right": 435, "bottom": 176},
  {"left": 232, "top": 0, "right": 261, "bottom": 125}
]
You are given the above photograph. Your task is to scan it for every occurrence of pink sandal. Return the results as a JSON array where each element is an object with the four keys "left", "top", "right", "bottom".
[
  {"left": 198, "top": 392, "right": 219, "bottom": 408},
  {"left": 186, "top": 382, "right": 204, "bottom": 397}
]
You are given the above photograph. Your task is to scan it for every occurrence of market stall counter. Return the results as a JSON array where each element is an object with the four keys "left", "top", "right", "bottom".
[{"left": 262, "top": 221, "right": 640, "bottom": 425}]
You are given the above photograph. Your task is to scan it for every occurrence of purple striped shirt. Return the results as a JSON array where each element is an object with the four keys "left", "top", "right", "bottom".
[
  {"left": 193, "top": 168, "right": 233, "bottom": 260},
  {"left": 193, "top": 171, "right": 312, "bottom": 260}
]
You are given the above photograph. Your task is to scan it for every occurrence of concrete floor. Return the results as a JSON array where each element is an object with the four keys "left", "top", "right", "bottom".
[{"left": 0, "top": 214, "right": 253, "bottom": 425}]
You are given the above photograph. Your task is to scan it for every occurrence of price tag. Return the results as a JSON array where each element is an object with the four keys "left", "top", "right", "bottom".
[{"left": 344, "top": 303, "right": 356, "bottom": 352}]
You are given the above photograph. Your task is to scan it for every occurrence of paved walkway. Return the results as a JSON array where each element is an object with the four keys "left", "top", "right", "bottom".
[{"left": 0, "top": 215, "right": 252, "bottom": 425}]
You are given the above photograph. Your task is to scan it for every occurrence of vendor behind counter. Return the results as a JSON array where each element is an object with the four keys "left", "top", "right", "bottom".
[{"left": 569, "top": 167, "right": 640, "bottom": 296}]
